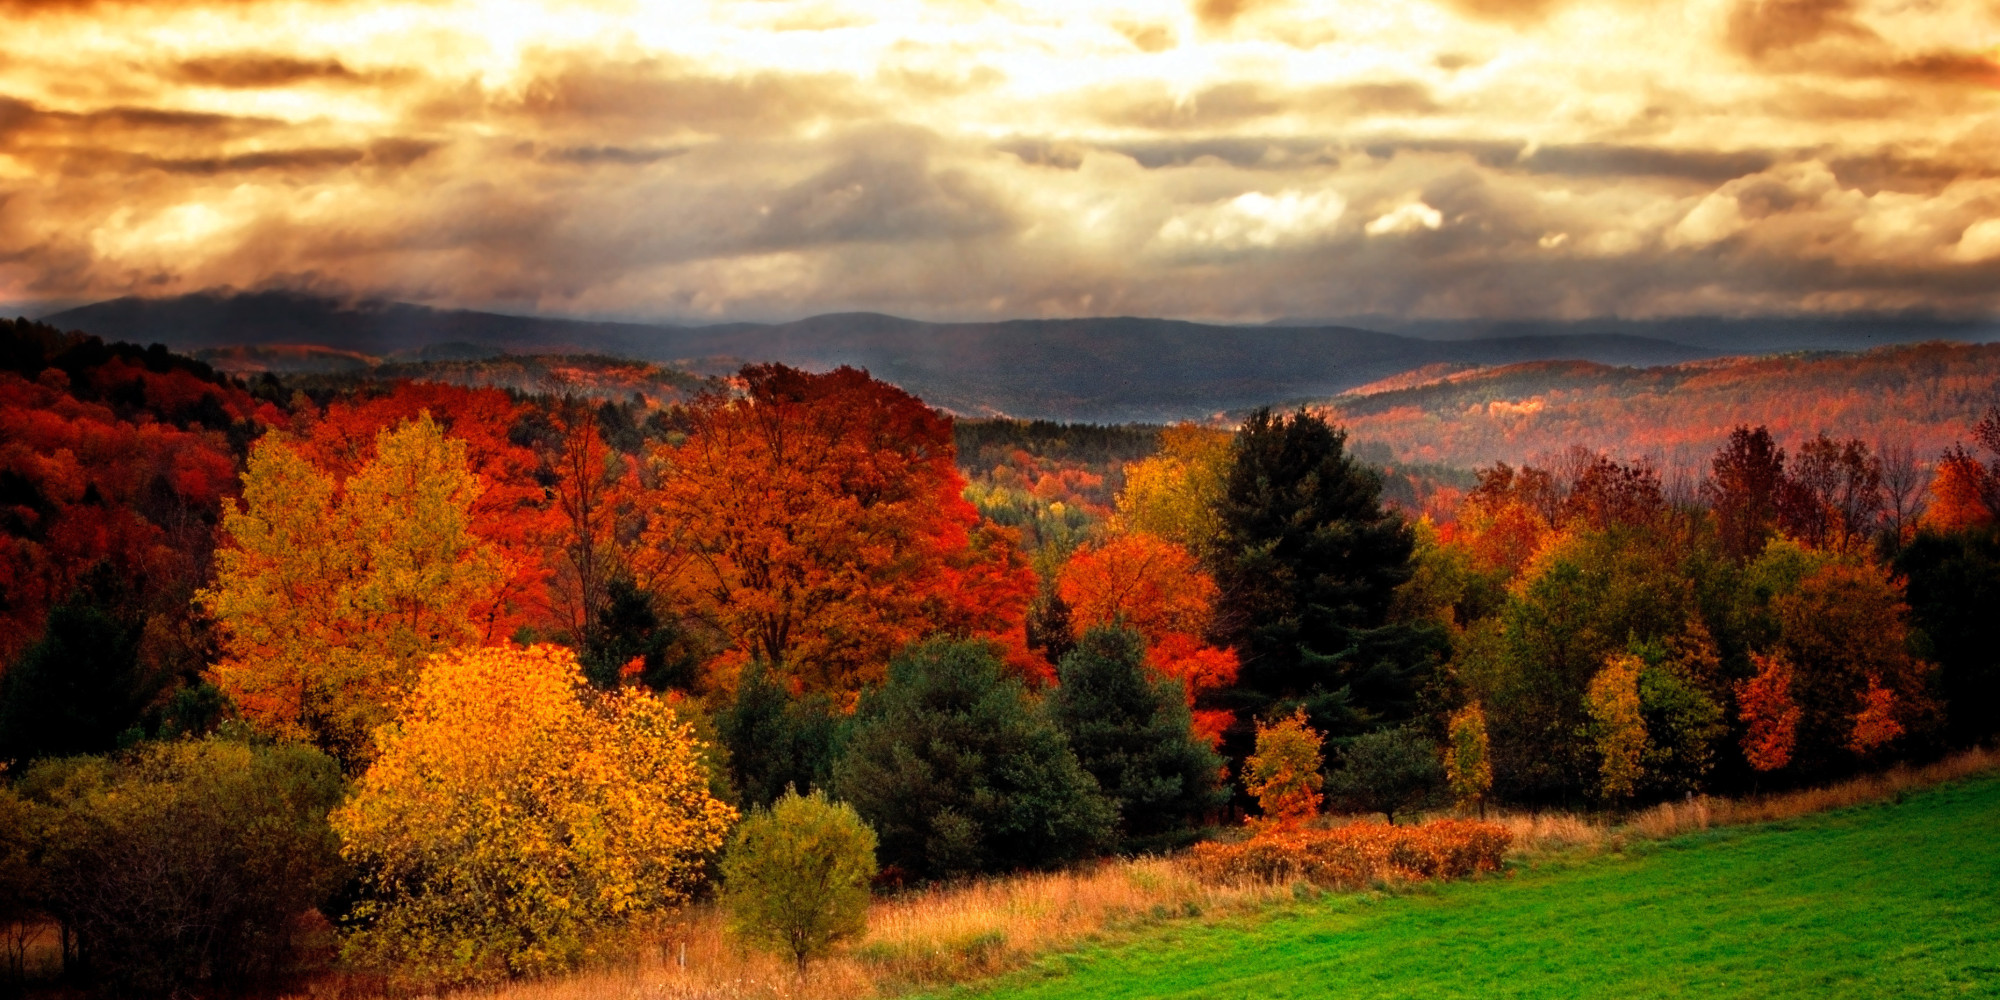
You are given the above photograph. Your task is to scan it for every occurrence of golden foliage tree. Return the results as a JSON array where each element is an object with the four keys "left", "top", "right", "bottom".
[
  {"left": 200, "top": 414, "right": 506, "bottom": 765},
  {"left": 1243, "top": 708, "right": 1325, "bottom": 826},
  {"left": 1586, "top": 654, "right": 1648, "bottom": 804},
  {"left": 1113, "top": 423, "right": 1233, "bottom": 560},
  {"left": 1445, "top": 702, "right": 1493, "bottom": 814},
  {"left": 332, "top": 644, "right": 736, "bottom": 985}
]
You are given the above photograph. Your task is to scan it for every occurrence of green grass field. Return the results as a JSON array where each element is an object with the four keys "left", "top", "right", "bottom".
[{"left": 939, "top": 777, "right": 2000, "bottom": 999}]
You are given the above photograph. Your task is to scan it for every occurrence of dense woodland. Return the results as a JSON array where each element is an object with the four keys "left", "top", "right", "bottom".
[{"left": 2, "top": 316, "right": 1998, "bottom": 995}]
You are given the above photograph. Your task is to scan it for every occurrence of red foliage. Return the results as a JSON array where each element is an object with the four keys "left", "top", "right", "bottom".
[{"left": 1736, "top": 651, "right": 1800, "bottom": 772}]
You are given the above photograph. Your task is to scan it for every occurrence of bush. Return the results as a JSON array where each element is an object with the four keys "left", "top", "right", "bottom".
[
  {"left": 16, "top": 737, "right": 345, "bottom": 996},
  {"left": 1326, "top": 725, "right": 1444, "bottom": 824},
  {"left": 722, "top": 789, "right": 877, "bottom": 974},
  {"left": 332, "top": 645, "right": 737, "bottom": 985},
  {"left": 1186, "top": 819, "right": 1511, "bottom": 889},
  {"left": 1045, "top": 626, "right": 1226, "bottom": 851},
  {"left": 833, "top": 638, "right": 1114, "bottom": 880}
]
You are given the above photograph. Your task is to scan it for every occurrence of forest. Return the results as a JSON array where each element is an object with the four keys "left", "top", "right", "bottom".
[{"left": 1, "top": 315, "right": 1998, "bottom": 996}]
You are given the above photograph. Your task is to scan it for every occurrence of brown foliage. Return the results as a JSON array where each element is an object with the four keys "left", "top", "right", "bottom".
[{"left": 1186, "top": 819, "right": 1511, "bottom": 888}]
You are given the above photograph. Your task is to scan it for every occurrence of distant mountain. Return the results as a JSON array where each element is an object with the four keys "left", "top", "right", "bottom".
[
  {"left": 1267, "top": 315, "right": 2000, "bottom": 353},
  {"left": 48, "top": 291, "right": 1717, "bottom": 422}
]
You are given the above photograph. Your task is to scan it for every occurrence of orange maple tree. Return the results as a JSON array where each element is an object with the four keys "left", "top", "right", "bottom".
[
  {"left": 1055, "top": 533, "right": 1239, "bottom": 742},
  {"left": 633, "top": 365, "right": 1034, "bottom": 696},
  {"left": 1736, "top": 651, "right": 1800, "bottom": 772}
]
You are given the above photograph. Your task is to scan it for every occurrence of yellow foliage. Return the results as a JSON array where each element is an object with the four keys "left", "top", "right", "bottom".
[
  {"left": 1445, "top": 701, "right": 1493, "bottom": 812},
  {"left": 1242, "top": 708, "right": 1325, "bottom": 826},
  {"left": 332, "top": 644, "right": 738, "bottom": 986},
  {"left": 1113, "top": 423, "right": 1231, "bottom": 559},
  {"left": 199, "top": 413, "right": 507, "bottom": 766},
  {"left": 1587, "top": 654, "right": 1648, "bottom": 803}
]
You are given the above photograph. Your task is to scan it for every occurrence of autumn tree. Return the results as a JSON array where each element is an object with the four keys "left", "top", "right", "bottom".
[
  {"left": 1705, "top": 426, "right": 1787, "bottom": 562},
  {"left": 1925, "top": 445, "right": 1994, "bottom": 531},
  {"left": 1586, "top": 654, "right": 1648, "bottom": 804},
  {"left": 1211, "top": 408, "right": 1442, "bottom": 746},
  {"left": 634, "top": 366, "right": 1034, "bottom": 696},
  {"left": 1044, "top": 626, "right": 1227, "bottom": 850},
  {"left": 722, "top": 789, "right": 877, "bottom": 976},
  {"left": 1242, "top": 708, "right": 1325, "bottom": 826},
  {"left": 540, "top": 386, "right": 628, "bottom": 650},
  {"left": 1055, "top": 532, "right": 1239, "bottom": 738},
  {"left": 1782, "top": 434, "right": 1883, "bottom": 552},
  {"left": 297, "top": 382, "right": 556, "bottom": 640},
  {"left": 1114, "top": 422, "right": 1232, "bottom": 561},
  {"left": 1559, "top": 453, "right": 1665, "bottom": 532},
  {"left": 1457, "top": 464, "right": 1557, "bottom": 579},
  {"left": 1445, "top": 702, "right": 1492, "bottom": 815},
  {"left": 334, "top": 645, "right": 736, "bottom": 985},
  {"left": 1737, "top": 651, "right": 1800, "bottom": 772},
  {"left": 200, "top": 415, "right": 507, "bottom": 766},
  {"left": 832, "top": 638, "right": 1112, "bottom": 880}
]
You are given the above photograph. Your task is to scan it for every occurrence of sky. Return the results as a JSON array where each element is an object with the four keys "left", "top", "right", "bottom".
[{"left": 2, "top": 0, "right": 1999, "bottom": 323}]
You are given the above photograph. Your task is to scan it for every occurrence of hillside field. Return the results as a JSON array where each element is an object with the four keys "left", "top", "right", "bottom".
[{"left": 937, "top": 776, "right": 2000, "bottom": 1000}]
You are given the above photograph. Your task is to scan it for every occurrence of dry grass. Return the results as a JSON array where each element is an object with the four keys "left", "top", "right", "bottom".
[
  {"left": 312, "top": 746, "right": 2000, "bottom": 1000},
  {"left": 1481, "top": 745, "right": 2000, "bottom": 860}
]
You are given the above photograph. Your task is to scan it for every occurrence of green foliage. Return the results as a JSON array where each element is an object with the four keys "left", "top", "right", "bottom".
[
  {"left": 722, "top": 789, "right": 878, "bottom": 974},
  {"left": 833, "top": 638, "right": 1114, "bottom": 880},
  {"left": 1629, "top": 643, "right": 1727, "bottom": 798},
  {"left": 1044, "top": 626, "right": 1226, "bottom": 851},
  {"left": 1325, "top": 726, "right": 1443, "bottom": 824},
  {"left": 581, "top": 577, "right": 708, "bottom": 692},
  {"left": 718, "top": 660, "right": 842, "bottom": 810},
  {"left": 15, "top": 737, "right": 345, "bottom": 997},
  {"left": 1211, "top": 408, "right": 1444, "bottom": 744},
  {"left": 0, "top": 581, "right": 155, "bottom": 766}
]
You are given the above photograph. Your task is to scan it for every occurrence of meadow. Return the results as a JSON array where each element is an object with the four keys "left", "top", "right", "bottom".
[{"left": 934, "top": 774, "right": 2000, "bottom": 1000}]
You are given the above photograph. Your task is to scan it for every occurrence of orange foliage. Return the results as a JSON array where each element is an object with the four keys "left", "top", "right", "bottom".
[
  {"left": 1924, "top": 445, "right": 1994, "bottom": 530},
  {"left": 1186, "top": 818, "right": 1511, "bottom": 888},
  {"left": 1243, "top": 709, "right": 1325, "bottom": 827},
  {"left": 1056, "top": 534, "right": 1238, "bottom": 733},
  {"left": 635, "top": 365, "right": 1034, "bottom": 696},
  {"left": 1847, "top": 679, "right": 1905, "bottom": 756},
  {"left": 1736, "top": 652, "right": 1800, "bottom": 772}
]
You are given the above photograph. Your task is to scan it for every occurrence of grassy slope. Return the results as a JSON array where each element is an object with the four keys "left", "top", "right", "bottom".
[{"left": 941, "top": 778, "right": 2000, "bottom": 999}]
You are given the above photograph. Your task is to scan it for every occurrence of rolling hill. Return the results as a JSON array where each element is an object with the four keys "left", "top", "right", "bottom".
[{"left": 42, "top": 291, "right": 1716, "bottom": 423}]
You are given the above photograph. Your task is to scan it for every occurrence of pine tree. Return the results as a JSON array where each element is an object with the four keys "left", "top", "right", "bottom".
[{"left": 1045, "top": 626, "right": 1226, "bottom": 851}]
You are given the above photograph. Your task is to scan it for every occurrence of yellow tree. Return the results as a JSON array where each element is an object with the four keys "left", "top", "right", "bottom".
[
  {"left": 200, "top": 414, "right": 506, "bottom": 766},
  {"left": 333, "top": 644, "right": 737, "bottom": 985},
  {"left": 1586, "top": 654, "right": 1648, "bottom": 804},
  {"left": 1242, "top": 708, "right": 1325, "bottom": 827},
  {"left": 1445, "top": 702, "right": 1493, "bottom": 815},
  {"left": 1113, "top": 423, "right": 1233, "bottom": 561}
]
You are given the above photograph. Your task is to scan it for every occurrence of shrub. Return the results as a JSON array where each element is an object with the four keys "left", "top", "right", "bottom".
[
  {"left": 332, "top": 645, "right": 737, "bottom": 985},
  {"left": 722, "top": 789, "right": 877, "bottom": 974},
  {"left": 1326, "top": 725, "right": 1444, "bottom": 824},
  {"left": 833, "top": 638, "right": 1114, "bottom": 880},
  {"left": 1186, "top": 819, "right": 1511, "bottom": 889},
  {"left": 17, "top": 737, "right": 345, "bottom": 996},
  {"left": 1044, "top": 626, "right": 1226, "bottom": 851},
  {"left": 1445, "top": 703, "right": 1492, "bottom": 814},
  {"left": 1243, "top": 709, "right": 1325, "bottom": 825}
]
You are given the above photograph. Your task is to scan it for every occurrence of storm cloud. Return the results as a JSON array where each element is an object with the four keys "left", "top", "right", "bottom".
[{"left": 0, "top": 0, "right": 1997, "bottom": 322}]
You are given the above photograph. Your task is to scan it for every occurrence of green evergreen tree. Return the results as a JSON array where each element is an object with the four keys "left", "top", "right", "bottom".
[
  {"left": 1211, "top": 409, "right": 1445, "bottom": 746},
  {"left": 717, "top": 660, "right": 842, "bottom": 810},
  {"left": 0, "top": 579, "right": 154, "bottom": 766},
  {"left": 832, "top": 638, "right": 1113, "bottom": 880},
  {"left": 1045, "top": 626, "right": 1225, "bottom": 851}
]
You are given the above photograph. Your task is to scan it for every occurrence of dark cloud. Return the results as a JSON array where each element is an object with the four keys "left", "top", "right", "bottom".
[
  {"left": 752, "top": 143, "right": 1016, "bottom": 250},
  {"left": 1726, "top": 0, "right": 1874, "bottom": 60},
  {"left": 1515, "top": 144, "right": 1776, "bottom": 184},
  {"left": 530, "top": 144, "right": 688, "bottom": 165},
  {"left": 172, "top": 55, "right": 366, "bottom": 88}
]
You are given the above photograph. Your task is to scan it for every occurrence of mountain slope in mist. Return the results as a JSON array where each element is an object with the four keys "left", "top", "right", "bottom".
[{"left": 46, "top": 290, "right": 1716, "bottom": 422}]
